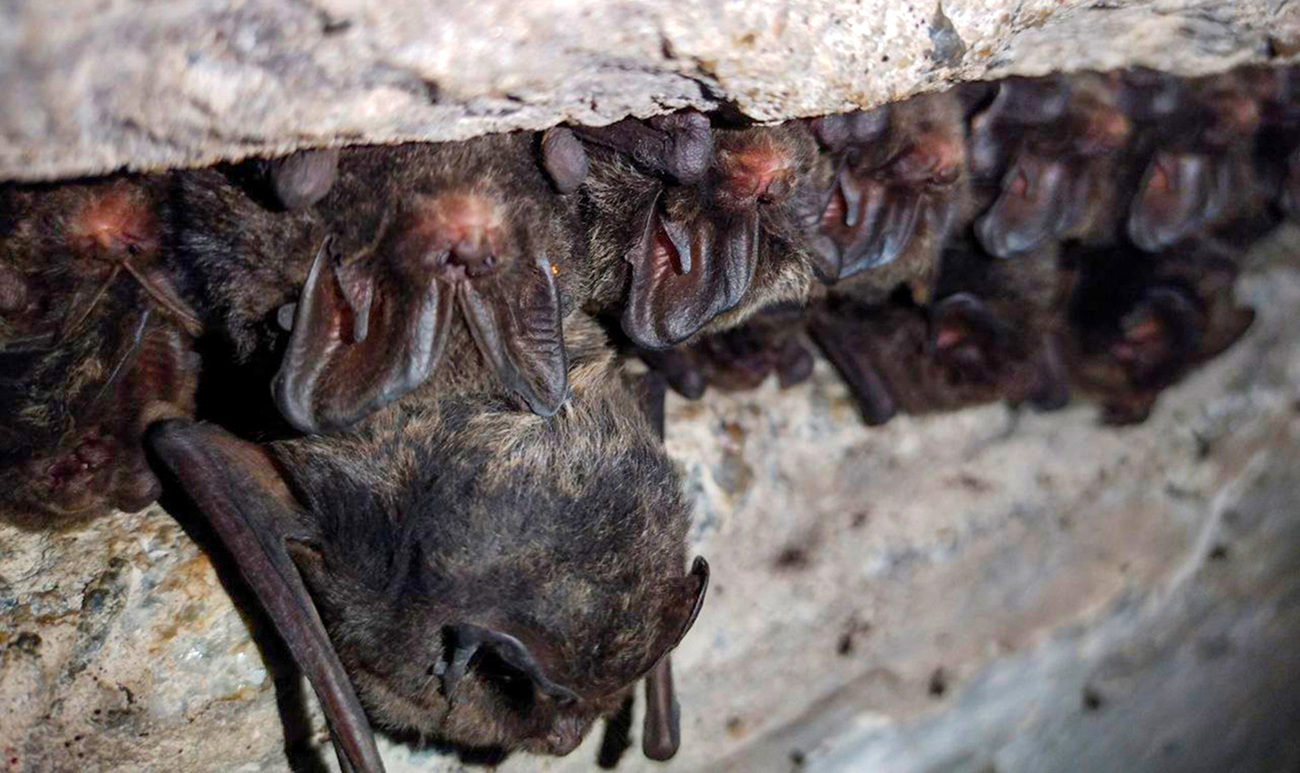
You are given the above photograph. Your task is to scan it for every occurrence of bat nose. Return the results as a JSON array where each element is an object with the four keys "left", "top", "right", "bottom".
[{"left": 446, "top": 237, "right": 499, "bottom": 277}]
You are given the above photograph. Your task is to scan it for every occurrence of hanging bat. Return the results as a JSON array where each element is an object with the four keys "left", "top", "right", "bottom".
[
  {"left": 574, "top": 112, "right": 818, "bottom": 350},
  {"left": 175, "top": 134, "right": 583, "bottom": 435},
  {"left": 808, "top": 90, "right": 970, "bottom": 304},
  {"left": 0, "top": 176, "right": 200, "bottom": 519},
  {"left": 809, "top": 245, "right": 1071, "bottom": 425},
  {"left": 637, "top": 301, "right": 815, "bottom": 399},
  {"left": 1064, "top": 240, "right": 1255, "bottom": 425},
  {"left": 1124, "top": 69, "right": 1269, "bottom": 252},
  {"left": 972, "top": 72, "right": 1133, "bottom": 257},
  {"left": 1235, "top": 65, "right": 1300, "bottom": 231},
  {"left": 148, "top": 311, "right": 709, "bottom": 773}
]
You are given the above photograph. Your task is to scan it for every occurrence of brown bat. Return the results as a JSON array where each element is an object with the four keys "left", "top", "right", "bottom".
[
  {"left": 1064, "top": 240, "right": 1254, "bottom": 425},
  {"left": 148, "top": 312, "right": 709, "bottom": 773},
  {"left": 637, "top": 301, "right": 816, "bottom": 399},
  {"left": 808, "top": 90, "right": 970, "bottom": 303},
  {"left": 809, "top": 245, "right": 1070, "bottom": 425},
  {"left": 972, "top": 72, "right": 1132, "bottom": 257},
  {"left": 574, "top": 112, "right": 817, "bottom": 350},
  {"left": 1123, "top": 69, "right": 1269, "bottom": 252},
  {"left": 176, "top": 135, "right": 582, "bottom": 435},
  {"left": 0, "top": 176, "right": 199, "bottom": 519}
]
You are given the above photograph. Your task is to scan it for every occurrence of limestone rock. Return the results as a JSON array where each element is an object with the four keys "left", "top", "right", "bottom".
[{"left": 3, "top": 0, "right": 1300, "bottom": 182}]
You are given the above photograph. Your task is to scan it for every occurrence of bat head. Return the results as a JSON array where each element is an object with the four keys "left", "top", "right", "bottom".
[
  {"left": 584, "top": 122, "right": 815, "bottom": 350},
  {"left": 925, "top": 290, "right": 1066, "bottom": 411},
  {"left": 1067, "top": 244, "right": 1254, "bottom": 424},
  {"left": 1, "top": 178, "right": 199, "bottom": 520},
  {"left": 272, "top": 138, "right": 574, "bottom": 435},
  {"left": 811, "top": 92, "right": 967, "bottom": 284}
]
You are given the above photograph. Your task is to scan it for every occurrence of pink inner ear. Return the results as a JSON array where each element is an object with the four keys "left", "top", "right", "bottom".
[
  {"left": 934, "top": 322, "right": 967, "bottom": 351},
  {"left": 652, "top": 225, "right": 688, "bottom": 276}
]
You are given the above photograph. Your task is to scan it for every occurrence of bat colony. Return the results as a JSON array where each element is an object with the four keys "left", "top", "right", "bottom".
[{"left": 0, "top": 63, "right": 1292, "bottom": 771}]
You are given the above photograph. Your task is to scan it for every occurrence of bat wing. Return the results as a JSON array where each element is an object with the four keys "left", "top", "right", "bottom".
[
  {"left": 147, "top": 419, "right": 386, "bottom": 773},
  {"left": 273, "top": 242, "right": 453, "bottom": 434},
  {"left": 808, "top": 310, "right": 898, "bottom": 425}
]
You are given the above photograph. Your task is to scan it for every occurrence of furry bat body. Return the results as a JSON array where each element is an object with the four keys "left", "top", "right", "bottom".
[
  {"left": 0, "top": 177, "right": 199, "bottom": 518},
  {"left": 176, "top": 135, "right": 582, "bottom": 434},
  {"left": 1064, "top": 240, "right": 1254, "bottom": 424},
  {"left": 576, "top": 115, "right": 817, "bottom": 350},
  {"left": 810, "top": 246, "right": 1070, "bottom": 425},
  {"left": 150, "top": 314, "right": 707, "bottom": 772},
  {"left": 809, "top": 91, "right": 970, "bottom": 303}
]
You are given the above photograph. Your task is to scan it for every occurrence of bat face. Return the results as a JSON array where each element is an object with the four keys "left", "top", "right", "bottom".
[
  {"left": 149, "top": 321, "right": 708, "bottom": 770},
  {"left": 581, "top": 117, "right": 816, "bottom": 350},
  {"left": 179, "top": 136, "right": 579, "bottom": 435},
  {"left": 1066, "top": 242, "right": 1254, "bottom": 424},
  {"left": 0, "top": 177, "right": 199, "bottom": 519},
  {"left": 975, "top": 73, "right": 1132, "bottom": 257},
  {"left": 1126, "top": 71, "right": 1266, "bottom": 252},
  {"left": 809, "top": 91, "right": 968, "bottom": 295}
]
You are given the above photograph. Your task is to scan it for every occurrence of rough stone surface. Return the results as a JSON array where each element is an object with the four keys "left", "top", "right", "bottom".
[
  {"left": 4, "top": 0, "right": 1300, "bottom": 182},
  {"left": 3, "top": 216, "right": 1300, "bottom": 772}
]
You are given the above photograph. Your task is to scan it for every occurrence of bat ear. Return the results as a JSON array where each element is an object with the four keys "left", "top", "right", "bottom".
[
  {"left": 621, "top": 200, "right": 759, "bottom": 349},
  {"left": 269, "top": 149, "right": 339, "bottom": 210},
  {"left": 976, "top": 154, "right": 1072, "bottom": 259},
  {"left": 146, "top": 419, "right": 385, "bottom": 773},
  {"left": 641, "top": 556, "right": 710, "bottom": 761},
  {"left": 838, "top": 182, "right": 923, "bottom": 279},
  {"left": 1127, "top": 153, "right": 1214, "bottom": 252},
  {"left": 458, "top": 255, "right": 570, "bottom": 416},
  {"left": 437, "top": 623, "right": 581, "bottom": 705},
  {"left": 273, "top": 240, "right": 453, "bottom": 433},
  {"left": 928, "top": 293, "right": 1006, "bottom": 372},
  {"left": 1111, "top": 286, "right": 1203, "bottom": 384},
  {"left": 540, "top": 128, "right": 589, "bottom": 194}
]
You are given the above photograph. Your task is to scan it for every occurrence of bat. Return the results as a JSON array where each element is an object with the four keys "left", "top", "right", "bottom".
[
  {"left": 1064, "top": 240, "right": 1255, "bottom": 424},
  {"left": 637, "top": 302, "right": 815, "bottom": 399},
  {"left": 175, "top": 134, "right": 583, "bottom": 435},
  {"left": 809, "top": 245, "right": 1071, "bottom": 425},
  {"left": 148, "top": 311, "right": 709, "bottom": 773},
  {"left": 1123, "top": 69, "right": 1268, "bottom": 252},
  {"left": 0, "top": 176, "right": 200, "bottom": 519},
  {"left": 808, "top": 90, "right": 970, "bottom": 305},
  {"left": 972, "top": 72, "right": 1133, "bottom": 257},
  {"left": 575, "top": 112, "right": 817, "bottom": 350}
]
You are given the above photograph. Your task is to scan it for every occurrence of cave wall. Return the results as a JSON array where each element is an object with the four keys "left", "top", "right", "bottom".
[{"left": 3, "top": 0, "right": 1300, "bottom": 182}]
